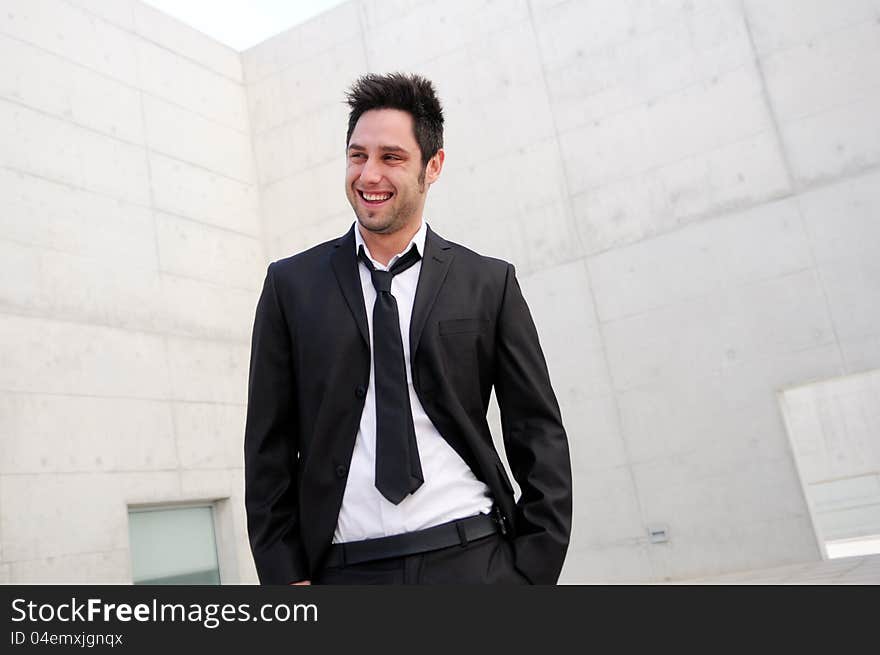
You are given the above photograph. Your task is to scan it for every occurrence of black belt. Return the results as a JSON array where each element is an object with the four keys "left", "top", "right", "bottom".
[{"left": 323, "top": 512, "right": 501, "bottom": 568}]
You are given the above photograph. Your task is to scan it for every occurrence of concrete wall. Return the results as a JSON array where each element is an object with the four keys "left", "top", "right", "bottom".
[
  {"left": 3, "top": 0, "right": 879, "bottom": 583},
  {"left": 0, "top": 0, "right": 261, "bottom": 583},
  {"left": 242, "top": 0, "right": 880, "bottom": 582}
]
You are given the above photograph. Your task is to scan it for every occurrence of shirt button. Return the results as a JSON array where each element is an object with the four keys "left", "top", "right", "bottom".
[
  {"left": 355, "top": 385, "right": 366, "bottom": 398},
  {"left": 335, "top": 465, "right": 347, "bottom": 478}
]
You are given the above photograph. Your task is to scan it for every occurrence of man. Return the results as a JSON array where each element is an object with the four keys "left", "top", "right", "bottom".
[{"left": 244, "top": 73, "right": 571, "bottom": 585}]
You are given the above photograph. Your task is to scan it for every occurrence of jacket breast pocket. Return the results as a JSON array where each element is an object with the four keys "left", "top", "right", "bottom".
[
  {"left": 436, "top": 318, "right": 491, "bottom": 407},
  {"left": 438, "top": 318, "right": 489, "bottom": 336}
]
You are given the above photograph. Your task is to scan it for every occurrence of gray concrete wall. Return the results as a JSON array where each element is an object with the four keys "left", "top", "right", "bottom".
[
  {"left": 242, "top": 0, "right": 880, "bottom": 582},
  {"left": 0, "top": 0, "right": 261, "bottom": 583},
  {"left": 2, "top": 0, "right": 878, "bottom": 583}
]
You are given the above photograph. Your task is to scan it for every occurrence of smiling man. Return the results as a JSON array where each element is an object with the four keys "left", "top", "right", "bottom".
[{"left": 244, "top": 73, "right": 572, "bottom": 585}]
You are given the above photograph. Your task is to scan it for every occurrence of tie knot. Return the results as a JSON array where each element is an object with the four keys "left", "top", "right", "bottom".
[
  {"left": 371, "top": 269, "right": 393, "bottom": 293},
  {"left": 358, "top": 244, "right": 421, "bottom": 294}
]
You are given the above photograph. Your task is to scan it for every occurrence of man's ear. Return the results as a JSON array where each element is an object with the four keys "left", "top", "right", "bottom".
[{"left": 424, "top": 148, "right": 445, "bottom": 185}]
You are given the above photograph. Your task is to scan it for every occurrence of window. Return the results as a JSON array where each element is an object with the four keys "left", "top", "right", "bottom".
[
  {"left": 779, "top": 368, "right": 880, "bottom": 559},
  {"left": 128, "top": 505, "right": 221, "bottom": 585}
]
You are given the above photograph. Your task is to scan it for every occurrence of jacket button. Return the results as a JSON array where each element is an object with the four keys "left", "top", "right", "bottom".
[
  {"left": 335, "top": 465, "right": 347, "bottom": 478},
  {"left": 355, "top": 385, "right": 366, "bottom": 398}
]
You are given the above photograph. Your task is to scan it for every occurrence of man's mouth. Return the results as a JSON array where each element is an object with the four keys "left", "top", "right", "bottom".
[{"left": 358, "top": 190, "right": 394, "bottom": 205}]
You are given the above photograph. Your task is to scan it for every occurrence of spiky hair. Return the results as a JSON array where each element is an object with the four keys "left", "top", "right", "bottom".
[{"left": 345, "top": 72, "right": 444, "bottom": 167}]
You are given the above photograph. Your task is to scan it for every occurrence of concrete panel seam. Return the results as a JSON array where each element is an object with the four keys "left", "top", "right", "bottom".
[
  {"left": 790, "top": 201, "right": 846, "bottom": 375},
  {"left": 779, "top": 87, "right": 880, "bottom": 134},
  {"left": 739, "top": 0, "right": 797, "bottom": 193},
  {"left": 524, "top": 1, "right": 585, "bottom": 259},
  {"left": 163, "top": 335, "right": 183, "bottom": 481},
  {"left": 0, "top": 388, "right": 246, "bottom": 406},
  {"left": 0, "top": 164, "right": 259, "bottom": 244},
  {"left": 245, "top": 0, "right": 524, "bottom": 85},
  {"left": 0, "top": 92, "right": 251, "bottom": 191},
  {"left": 568, "top": 123, "right": 776, "bottom": 195},
  {"left": 57, "top": 0, "right": 243, "bottom": 84},
  {"left": 140, "top": 92, "right": 250, "bottom": 138},
  {"left": 526, "top": 0, "right": 649, "bottom": 572},
  {"left": 0, "top": 546, "right": 130, "bottom": 566},
  {"left": 132, "top": 32, "right": 166, "bottom": 319},
  {"left": 0, "top": 468, "right": 245, "bottom": 478},
  {"left": 594, "top": 264, "right": 818, "bottom": 327},
  {"left": 0, "top": 232, "right": 261, "bottom": 285},
  {"left": 361, "top": 14, "right": 541, "bottom": 86},
  {"left": 147, "top": 207, "right": 262, "bottom": 241},
  {"left": 572, "top": 158, "right": 880, "bottom": 259},
  {"left": 355, "top": 0, "right": 372, "bottom": 72},
  {"left": 0, "top": 309, "right": 251, "bottom": 348},
  {"left": 0, "top": 30, "right": 247, "bottom": 135},
  {"left": 537, "top": 0, "right": 728, "bottom": 75},
  {"left": 240, "top": 42, "right": 272, "bottom": 270},
  {"left": 156, "top": 269, "right": 263, "bottom": 294},
  {"left": 553, "top": 60, "right": 766, "bottom": 139},
  {"left": 255, "top": 150, "right": 342, "bottom": 188},
  {"left": 0, "top": 92, "right": 149, "bottom": 154},
  {"left": 745, "top": 6, "right": 880, "bottom": 59}
]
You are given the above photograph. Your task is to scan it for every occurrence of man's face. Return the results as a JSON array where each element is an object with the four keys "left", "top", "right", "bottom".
[{"left": 345, "top": 108, "right": 443, "bottom": 236}]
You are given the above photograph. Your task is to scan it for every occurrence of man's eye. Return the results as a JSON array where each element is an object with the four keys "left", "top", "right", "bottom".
[
  {"left": 384, "top": 155, "right": 400, "bottom": 161},
  {"left": 350, "top": 153, "right": 365, "bottom": 160}
]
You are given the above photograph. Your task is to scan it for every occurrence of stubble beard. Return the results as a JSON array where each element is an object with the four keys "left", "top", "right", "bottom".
[
  {"left": 355, "top": 202, "right": 410, "bottom": 236},
  {"left": 351, "top": 172, "right": 425, "bottom": 236}
]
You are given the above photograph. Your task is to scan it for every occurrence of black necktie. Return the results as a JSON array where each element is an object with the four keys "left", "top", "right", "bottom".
[{"left": 358, "top": 243, "right": 424, "bottom": 504}]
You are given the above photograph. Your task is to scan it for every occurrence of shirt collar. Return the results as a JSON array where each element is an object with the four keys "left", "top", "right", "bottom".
[{"left": 353, "top": 219, "right": 427, "bottom": 270}]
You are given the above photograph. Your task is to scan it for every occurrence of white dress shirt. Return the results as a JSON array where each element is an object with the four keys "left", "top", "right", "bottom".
[{"left": 332, "top": 219, "right": 493, "bottom": 543}]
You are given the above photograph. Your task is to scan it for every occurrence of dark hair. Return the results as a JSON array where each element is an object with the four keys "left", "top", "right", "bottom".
[{"left": 345, "top": 72, "right": 444, "bottom": 168}]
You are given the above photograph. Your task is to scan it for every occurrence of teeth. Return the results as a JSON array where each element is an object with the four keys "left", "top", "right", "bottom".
[{"left": 363, "top": 192, "right": 391, "bottom": 201}]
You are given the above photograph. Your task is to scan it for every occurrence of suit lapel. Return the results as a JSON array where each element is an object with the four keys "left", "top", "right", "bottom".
[
  {"left": 410, "top": 224, "right": 454, "bottom": 362},
  {"left": 330, "top": 225, "right": 370, "bottom": 347},
  {"left": 330, "top": 222, "right": 454, "bottom": 357}
]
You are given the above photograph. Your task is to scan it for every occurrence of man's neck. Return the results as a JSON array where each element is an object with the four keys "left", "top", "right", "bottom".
[{"left": 358, "top": 218, "right": 422, "bottom": 267}]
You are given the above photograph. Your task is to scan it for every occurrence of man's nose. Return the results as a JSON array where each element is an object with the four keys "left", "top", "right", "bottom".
[{"left": 360, "top": 157, "right": 382, "bottom": 184}]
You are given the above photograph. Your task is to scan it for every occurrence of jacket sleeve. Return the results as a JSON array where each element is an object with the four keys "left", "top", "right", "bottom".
[
  {"left": 244, "top": 263, "right": 308, "bottom": 584},
  {"left": 493, "top": 263, "right": 573, "bottom": 584}
]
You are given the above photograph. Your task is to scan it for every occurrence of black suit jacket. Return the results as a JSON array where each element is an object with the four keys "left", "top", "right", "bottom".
[{"left": 244, "top": 223, "right": 572, "bottom": 584}]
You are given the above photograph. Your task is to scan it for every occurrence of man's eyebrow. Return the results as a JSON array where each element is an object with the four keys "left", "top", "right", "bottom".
[{"left": 347, "top": 143, "right": 409, "bottom": 154}]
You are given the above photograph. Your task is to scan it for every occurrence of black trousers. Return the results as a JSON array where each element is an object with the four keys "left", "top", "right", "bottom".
[{"left": 314, "top": 533, "right": 531, "bottom": 585}]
